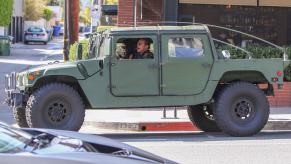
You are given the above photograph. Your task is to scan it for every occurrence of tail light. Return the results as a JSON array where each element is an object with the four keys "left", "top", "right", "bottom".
[{"left": 277, "top": 71, "right": 283, "bottom": 77}]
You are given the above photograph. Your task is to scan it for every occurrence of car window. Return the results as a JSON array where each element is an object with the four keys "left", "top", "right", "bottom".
[
  {"left": 0, "top": 127, "right": 30, "bottom": 154},
  {"left": 28, "top": 27, "right": 44, "bottom": 33},
  {"left": 168, "top": 37, "right": 204, "bottom": 58},
  {"left": 115, "top": 38, "right": 154, "bottom": 60}
]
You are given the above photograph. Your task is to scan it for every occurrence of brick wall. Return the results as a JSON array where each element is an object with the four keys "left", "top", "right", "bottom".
[
  {"left": 268, "top": 82, "right": 291, "bottom": 107},
  {"left": 118, "top": 0, "right": 164, "bottom": 26},
  {"left": 118, "top": 0, "right": 134, "bottom": 26}
]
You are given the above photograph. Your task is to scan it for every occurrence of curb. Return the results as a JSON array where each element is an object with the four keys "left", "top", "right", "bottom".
[{"left": 83, "top": 120, "right": 291, "bottom": 132}]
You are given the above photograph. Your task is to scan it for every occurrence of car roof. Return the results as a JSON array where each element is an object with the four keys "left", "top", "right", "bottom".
[{"left": 108, "top": 25, "right": 209, "bottom": 33}]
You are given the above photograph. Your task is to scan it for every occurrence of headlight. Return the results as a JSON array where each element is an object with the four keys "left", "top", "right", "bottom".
[{"left": 27, "top": 70, "right": 44, "bottom": 82}]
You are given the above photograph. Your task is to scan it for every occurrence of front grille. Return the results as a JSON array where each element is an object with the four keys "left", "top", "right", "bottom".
[{"left": 5, "top": 72, "right": 16, "bottom": 92}]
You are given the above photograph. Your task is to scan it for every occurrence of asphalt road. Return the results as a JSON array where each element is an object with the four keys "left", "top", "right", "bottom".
[{"left": 101, "top": 131, "right": 291, "bottom": 164}]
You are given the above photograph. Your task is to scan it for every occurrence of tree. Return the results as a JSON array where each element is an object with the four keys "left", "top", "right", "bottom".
[
  {"left": 79, "top": 7, "right": 90, "bottom": 26},
  {"left": 105, "top": 0, "right": 118, "bottom": 5},
  {"left": 24, "top": 0, "right": 46, "bottom": 21},
  {"left": 0, "top": 0, "right": 14, "bottom": 26},
  {"left": 42, "top": 7, "right": 54, "bottom": 22},
  {"left": 42, "top": 7, "right": 54, "bottom": 28}
]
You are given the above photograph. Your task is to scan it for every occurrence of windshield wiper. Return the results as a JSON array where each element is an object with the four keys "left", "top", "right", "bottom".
[{"left": 24, "top": 133, "right": 52, "bottom": 152}]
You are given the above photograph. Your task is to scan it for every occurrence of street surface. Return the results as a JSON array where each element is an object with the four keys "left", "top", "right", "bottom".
[
  {"left": 1, "top": 38, "right": 291, "bottom": 164},
  {"left": 102, "top": 131, "right": 291, "bottom": 164}
]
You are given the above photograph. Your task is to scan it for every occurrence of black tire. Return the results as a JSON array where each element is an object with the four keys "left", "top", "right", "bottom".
[
  {"left": 13, "top": 107, "right": 29, "bottom": 128},
  {"left": 213, "top": 82, "right": 269, "bottom": 137},
  {"left": 26, "top": 83, "right": 85, "bottom": 131},
  {"left": 187, "top": 105, "right": 221, "bottom": 132}
]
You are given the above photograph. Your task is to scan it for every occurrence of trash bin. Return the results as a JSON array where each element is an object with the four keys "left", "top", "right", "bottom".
[
  {"left": 53, "top": 26, "right": 61, "bottom": 36},
  {"left": 0, "top": 36, "right": 12, "bottom": 56}
]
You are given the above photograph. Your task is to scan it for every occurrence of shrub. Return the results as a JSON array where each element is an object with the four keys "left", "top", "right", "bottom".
[
  {"left": 69, "top": 39, "right": 89, "bottom": 61},
  {"left": 216, "top": 44, "right": 291, "bottom": 81},
  {"left": 0, "top": 0, "right": 13, "bottom": 26}
]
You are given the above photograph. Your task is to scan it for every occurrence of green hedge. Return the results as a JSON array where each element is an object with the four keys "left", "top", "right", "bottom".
[
  {"left": 216, "top": 44, "right": 291, "bottom": 81},
  {"left": 0, "top": 0, "right": 13, "bottom": 26},
  {"left": 69, "top": 39, "right": 89, "bottom": 61}
]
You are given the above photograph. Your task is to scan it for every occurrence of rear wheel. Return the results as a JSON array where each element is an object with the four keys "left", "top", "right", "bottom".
[
  {"left": 13, "top": 107, "right": 29, "bottom": 128},
  {"left": 26, "top": 83, "right": 85, "bottom": 131},
  {"left": 187, "top": 105, "right": 221, "bottom": 132},
  {"left": 213, "top": 82, "right": 269, "bottom": 137}
]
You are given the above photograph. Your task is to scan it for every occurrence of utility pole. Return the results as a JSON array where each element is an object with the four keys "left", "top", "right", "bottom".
[
  {"left": 63, "top": 0, "right": 69, "bottom": 61},
  {"left": 68, "top": 0, "right": 79, "bottom": 45},
  {"left": 63, "top": 0, "right": 79, "bottom": 61}
]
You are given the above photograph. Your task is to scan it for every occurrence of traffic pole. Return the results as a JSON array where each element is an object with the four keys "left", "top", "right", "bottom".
[
  {"left": 68, "top": 0, "right": 79, "bottom": 45},
  {"left": 63, "top": 0, "right": 69, "bottom": 61}
]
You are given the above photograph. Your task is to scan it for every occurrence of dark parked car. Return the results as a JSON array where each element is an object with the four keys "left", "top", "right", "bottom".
[
  {"left": 0, "top": 122, "right": 176, "bottom": 164},
  {"left": 24, "top": 26, "right": 49, "bottom": 45}
]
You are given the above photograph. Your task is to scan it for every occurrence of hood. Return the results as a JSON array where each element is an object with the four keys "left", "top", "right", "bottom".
[{"left": 23, "top": 128, "right": 177, "bottom": 164}]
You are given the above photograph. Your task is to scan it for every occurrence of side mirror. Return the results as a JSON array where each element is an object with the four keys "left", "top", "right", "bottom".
[
  {"left": 99, "top": 60, "right": 104, "bottom": 69},
  {"left": 76, "top": 43, "right": 83, "bottom": 60},
  {"left": 222, "top": 50, "right": 231, "bottom": 59}
]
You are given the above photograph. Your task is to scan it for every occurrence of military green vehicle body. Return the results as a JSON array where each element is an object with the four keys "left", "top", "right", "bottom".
[
  {"left": 17, "top": 26, "right": 284, "bottom": 108},
  {"left": 5, "top": 25, "right": 289, "bottom": 136}
]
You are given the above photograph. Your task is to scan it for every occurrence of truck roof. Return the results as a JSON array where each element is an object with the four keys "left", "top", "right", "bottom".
[{"left": 108, "top": 25, "right": 209, "bottom": 33}]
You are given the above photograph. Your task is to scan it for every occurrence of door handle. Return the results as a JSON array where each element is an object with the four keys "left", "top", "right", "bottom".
[{"left": 201, "top": 63, "right": 211, "bottom": 68}]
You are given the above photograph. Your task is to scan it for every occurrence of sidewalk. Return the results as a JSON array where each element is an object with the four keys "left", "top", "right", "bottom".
[{"left": 82, "top": 107, "right": 291, "bottom": 132}]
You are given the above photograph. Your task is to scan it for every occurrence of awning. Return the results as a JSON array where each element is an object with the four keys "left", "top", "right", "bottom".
[
  {"left": 179, "top": 0, "right": 257, "bottom": 6},
  {"left": 259, "top": 0, "right": 291, "bottom": 7}
]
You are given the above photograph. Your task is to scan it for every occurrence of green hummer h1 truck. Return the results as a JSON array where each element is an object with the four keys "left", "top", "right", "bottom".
[{"left": 5, "top": 25, "right": 290, "bottom": 137}]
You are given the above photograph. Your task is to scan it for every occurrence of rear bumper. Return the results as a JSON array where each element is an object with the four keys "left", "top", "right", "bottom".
[
  {"left": 24, "top": 36, "right": 48, "bottom": 42},
  {"left": 4, "top": 72, "right": 27, "bottom": 108}
]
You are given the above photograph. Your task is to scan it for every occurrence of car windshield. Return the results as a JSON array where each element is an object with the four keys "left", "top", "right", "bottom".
[
  {"left": 28, "top": 27, "right": 44, "bottom": 33},
  {"left": 0, "top": 126, "right": 31, "bottom": 154}
]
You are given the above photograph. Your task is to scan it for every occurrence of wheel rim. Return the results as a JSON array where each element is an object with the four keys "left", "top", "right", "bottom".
[
  {"left": 203, "top": 106, "right": 215, "bottom": 121},
  {"left": 231, "top": 97, "right": 256, "bottom": 124},
  {"left": 45, "top": 98, "right": 72, "bottom": 127}
]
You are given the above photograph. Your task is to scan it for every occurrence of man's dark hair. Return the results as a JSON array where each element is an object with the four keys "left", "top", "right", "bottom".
[{"left": 139, "top": 38, "right": 151, "bottom": 46}]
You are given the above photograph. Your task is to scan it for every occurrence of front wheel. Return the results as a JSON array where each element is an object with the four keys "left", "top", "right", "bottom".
[
  {"left": 13, "top": 107, "right": 29, "bottom": 128},
  {"left": 213, "top": 82, "right": 269, "bottom": 137},
  {"left": 26, "top": 83, "right": 85, "bottom": 131}
]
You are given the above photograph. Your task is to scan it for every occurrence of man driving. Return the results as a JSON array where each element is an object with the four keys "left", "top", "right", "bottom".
[{"left": 130, "top": 38, "right": 154, "bottom": 59}]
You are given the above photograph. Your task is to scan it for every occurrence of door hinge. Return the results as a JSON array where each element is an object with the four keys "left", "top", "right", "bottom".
[
  {"left": 109, "top": 85, "right": 116, "bottom": 89},
  {"left": 160, "top": 84, "right": 166, "bottom": 88},
  {"left": 160, "top": 62, "right": 166, "bottom": 66}
]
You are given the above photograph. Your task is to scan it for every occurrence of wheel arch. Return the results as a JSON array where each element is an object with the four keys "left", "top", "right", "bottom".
[
  {"left": 219, "top": 71, "right": 269, "bottom": 84},
  {"left": 30, "top": 75, "right": 92, "bottom": 109},
  {"left": 213, "top": 71, "right": 273, "bottom": 96}
]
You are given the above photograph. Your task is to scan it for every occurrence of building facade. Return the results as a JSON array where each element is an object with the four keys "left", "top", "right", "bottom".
[{"left": 118, "top": 0, "right": 291, "bottom": 46}]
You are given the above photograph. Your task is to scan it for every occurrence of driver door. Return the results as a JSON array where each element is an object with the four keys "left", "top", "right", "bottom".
[{"left": 109, "top": 35, "right": 160, "bottom": 96}]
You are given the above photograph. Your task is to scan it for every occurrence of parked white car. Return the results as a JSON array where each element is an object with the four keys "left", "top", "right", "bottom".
[{"left": 24, "top": 26, "right": 49, "bottom": 44}]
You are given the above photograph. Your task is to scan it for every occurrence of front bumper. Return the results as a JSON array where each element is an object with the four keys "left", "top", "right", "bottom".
[{"left": 4, "top": 72, "right": 27, "bottom": 108}]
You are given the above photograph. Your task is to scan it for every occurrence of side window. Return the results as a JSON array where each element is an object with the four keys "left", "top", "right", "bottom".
[
  {"left": 115, "top": 38, "right": 154, "bottom": 60},
  {"left": 168, "top": 37, "right": 204, "bottom": 58}
]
